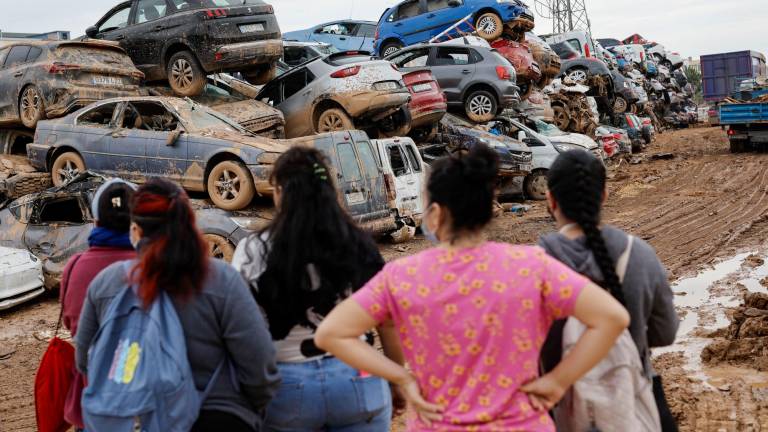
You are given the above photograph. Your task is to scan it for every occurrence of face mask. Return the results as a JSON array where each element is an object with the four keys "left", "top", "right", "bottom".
[{"left": 421, "top": 205, "right": 440, "bottom": 245}]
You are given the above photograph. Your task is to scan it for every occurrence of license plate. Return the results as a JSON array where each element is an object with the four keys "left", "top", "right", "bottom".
[
  {"left": 520, "top": 164, "right": 532, "bottom": 172},
  {"left": 374, "top": 81, "right": 399, "bottom": 91},
  {"left": 92, "top": 76, "right": 122, "bottom": 86},
  {"left": 239, "top": 23, "right": 264, "bottom": 33},
  {"left": 345, "top": 192, "right": 365, "bottom": 205},
  {"left": 412, "top": 83, "right": 432, "bottom": 93}
]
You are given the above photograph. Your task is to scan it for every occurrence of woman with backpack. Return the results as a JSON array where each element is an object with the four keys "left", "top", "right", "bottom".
[
  {"left": 59, "top": 179, "right": 137, "bottom": 430},
  {"left": 75, "top": 179, "right": 280, "bottom": 432},
  {"left": 539, "top": 150, "right": 679, "bottom": 431},
  {"left": 232, "top": 147, "right": 402, "bottom": 431},
  {"left": 313, "top": 144, "right": 631, "bottom": 431}
]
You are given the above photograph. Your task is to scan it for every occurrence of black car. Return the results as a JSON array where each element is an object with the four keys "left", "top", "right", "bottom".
[{"left": 86, "top": 0, "right": 283, "bottom": 97}]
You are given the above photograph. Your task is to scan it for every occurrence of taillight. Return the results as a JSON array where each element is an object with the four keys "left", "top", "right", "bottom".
[
  {"left": 727, "top": 128, "right": 735, "bottom": 136},
  {"left": 48, "top": 62, "right": 81, "bottom": 74},
  {"left": 203, "top": 8, "right": 227, "bottom": 19},
  {"left": 374, "top": 26, "right": 380, "bottom": 41},
  {"left": 384, "top": 173, "right": 396, "bottom": 201},
  {"left": 613, "top": 133, "right": 622, "bottom": 140},
  {"left": 496, "top": 66, "right": 512, "bottom": 80},
  {"left": 584, "top": 43, "right": 591, "bottom": 58},
  {"left": 331, "top": 65, "right": 361, "bottom": 78}
]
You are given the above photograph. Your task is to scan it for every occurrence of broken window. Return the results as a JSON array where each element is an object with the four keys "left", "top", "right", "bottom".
[
  {"left": 357, "top": 24, "right": 377, "bottom": 38},
  {"left": 405, "top": 145, "right": 422, "bottom": 173},
  {"left": 317, "top": 23, "right": 356, "bottom": 36},
  {"left": 121, "top": 102, "right": 179, "bottom": 132},
  {"left": 433, "top": 47, "right": 470, "bottom": 66},
  {"left": 427, "top": 0, "right": 460, "bottom": 12},
  {"left": 38, "top": 198, "right": 85, "bottom": 224},
  {"left": 283, "top": 68, "right": 315, "bottom": 100},
  {"left": 78, "top": 103, "right": 118, "bottom": 128},
  {"left": 390, "top": 48, "right": 429, "bottom": 68},
  {"left": 388, "top": 145, "right": 409, "bottom": 177},
  {"left": 4, "top": 46, "right": 31, "bottom": 68},
  {"left": 397, "top": 1, "right": 421, "bottom": 20},
  {"left": 258, "top": 80, "right": 282, "bottom": 106},
  {"left": 136, "top": 0, "right": 169, "bottom": 24},
  {"left": 337, "top": 143, "right": 362, "bottom": 182},
  {"left": 99, "top": 6, "right": 131, "bottom": 33}
]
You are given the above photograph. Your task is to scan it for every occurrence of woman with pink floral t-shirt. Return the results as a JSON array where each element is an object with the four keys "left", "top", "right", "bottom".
[{"left": 316, "top": 145, "right": 630, "bottom": 431}]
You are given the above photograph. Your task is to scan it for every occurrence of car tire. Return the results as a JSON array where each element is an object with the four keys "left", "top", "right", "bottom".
[
  {"left": 524, "top": 170, "right": 548, "bottom": 201},
  {"left": 475, "top": 13, "right": 503, "bottom": 41},
  {"left": 730, "top": 139, "right": 747, "bottom": 153},
  {"left": 380, "top": 106, "right": 412, "bottom": 138},
  {"left": 167, "top": 50, "right": 206, "bottom": 97},
  {"left": 244, "top": 63, "right": 277, "bottom": 85},
  {"left": 410, "top": 124, "right": 438, "bottom": 143},
  {"left": 552, "top": 105, "right": 570, "bottom": 130},
  {"left": 316, "top": 108, "right": 354, "bottom": 133},
  {"left": 464, "top": 90, "right": 497, "bottom": 123},
  {"left": 51, "top": 151, "right": 85, "bottom": 187},
  {"left": 19, "top": 85, "right": 45, "bottom": 129},
  {"left": 207, "top": 160, "right": 255, "bottom": 211},
  {"left": 204, "top": 234, "right": 235, "bottom": 262},
  {"left": 381, "top": 41, "right": 404, "bottom": 58},
  {"left": 613, "top": 95, "right": 628, "bottom": 114},
  {"left": 565, "top": 68, "right": 588, "bottom": 85}
]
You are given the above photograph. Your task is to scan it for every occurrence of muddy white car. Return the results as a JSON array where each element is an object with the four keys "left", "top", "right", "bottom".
[
  {"left": 256, "top": 51, "right": 411, "bottom": 138},
  {"left": 0, "top": 247, "right": 45, "bottom": 311}
]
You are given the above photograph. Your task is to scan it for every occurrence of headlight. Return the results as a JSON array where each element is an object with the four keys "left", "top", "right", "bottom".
[
  {"left": 230, "top": 217, "right": 268, "bottom": 231},
  {"left": 554, "top": 143, "right": 584, "bottom": 153}
]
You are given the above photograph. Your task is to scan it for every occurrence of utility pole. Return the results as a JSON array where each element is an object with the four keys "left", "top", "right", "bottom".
[{"left": 534, "top": 0, "right": 592, "bottom": 34}]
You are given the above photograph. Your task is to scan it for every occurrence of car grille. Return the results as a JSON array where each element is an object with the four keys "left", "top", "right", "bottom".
[{"left": 510, "top": 151, "right": 533, "bottom": 163}]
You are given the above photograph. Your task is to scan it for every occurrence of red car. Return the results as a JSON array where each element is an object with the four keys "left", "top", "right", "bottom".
[
  {"left": 490, "top": 39, "right": 541, "bottom": 99},
  {"left": 402, "top": 69, "right": 447, "bottom": 141}
]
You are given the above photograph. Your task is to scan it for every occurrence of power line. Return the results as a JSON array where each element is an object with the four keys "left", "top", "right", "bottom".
[{"left": 535, "top": 0, "right": 592, "bottom": 35}]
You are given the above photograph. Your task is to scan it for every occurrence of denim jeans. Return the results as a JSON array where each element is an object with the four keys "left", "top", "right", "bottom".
[{"left": 265, "top": 357, "right": 392, "bottom": 432}]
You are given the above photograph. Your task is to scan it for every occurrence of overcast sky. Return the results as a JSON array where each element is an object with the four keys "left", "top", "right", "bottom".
[{"left": 1, "top": 0, "right": 766, "bottom": 59}]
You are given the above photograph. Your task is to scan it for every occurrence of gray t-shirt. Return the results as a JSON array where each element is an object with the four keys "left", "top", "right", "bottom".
[{"left": 75, "top": 258, "right": 281, "bottom": 428}]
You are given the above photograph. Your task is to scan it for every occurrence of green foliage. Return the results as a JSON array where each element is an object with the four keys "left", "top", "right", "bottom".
[{"left": 685, "top": 66, "right": 704, "bottom": 104}]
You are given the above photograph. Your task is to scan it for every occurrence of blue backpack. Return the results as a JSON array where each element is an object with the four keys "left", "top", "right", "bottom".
[{"left": 82, "top": 263, "right": 222, "bottom": 432}]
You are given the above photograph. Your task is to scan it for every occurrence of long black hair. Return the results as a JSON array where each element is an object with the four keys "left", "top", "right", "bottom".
[
  {"left": 547, "top": 151, "right": 625, "bottom": 305},
  {"left": 243, "top": 147, "right": 383, "bottom": 340},
  {"left": 427, "top": 144, "right": 499, "bottom": 238}
]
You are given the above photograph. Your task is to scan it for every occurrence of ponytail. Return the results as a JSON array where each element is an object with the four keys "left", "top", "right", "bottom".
[{"left": 130, "top": 179, "right": 208, "bottom": 308}]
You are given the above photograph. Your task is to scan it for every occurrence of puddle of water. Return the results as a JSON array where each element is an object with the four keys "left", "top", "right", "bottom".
[
  {"left": 672, "top": 253, "right": 749, "bottom": 308},
  {"left": 738, "top": 258, "right": 768, "bottom": 294}
]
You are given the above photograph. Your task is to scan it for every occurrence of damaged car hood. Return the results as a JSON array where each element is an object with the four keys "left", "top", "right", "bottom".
[{"left": 196, "top": 129, "right": 290, "bottom": 154}]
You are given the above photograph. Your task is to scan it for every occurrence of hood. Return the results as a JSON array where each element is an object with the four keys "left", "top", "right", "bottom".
[
  {"left": 197, "top": 129, "right": 290, "bottom": 154},
  {"left": 0, "top": 247, "right": 38, "bottom": 268},
  {"left": 457, "top": 125, "right": 531, "bottom": 153},
  {"left": 539, "top": 226, "right": 628, "bottom": 283},
  {"left": 549, "top": 133, "right": 598, "bottom": 150}
]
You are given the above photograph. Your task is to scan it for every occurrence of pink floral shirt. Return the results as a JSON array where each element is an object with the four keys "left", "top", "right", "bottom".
[{"left": 352, "top": 242, "right": 590, "bottom": 431}]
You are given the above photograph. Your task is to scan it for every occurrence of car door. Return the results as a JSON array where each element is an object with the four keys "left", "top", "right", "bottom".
[
  {"left": 140, "top": 102, "right": 189, "bottom": 182},
  {"left": 424, "top": 0, "right": 466, "bottom": 40},
  {"left": 0, "top": 45, "right": 30, "bottom": 121},
  {"left": 428, "top": 46, "right": 475, "bottom": 103},
  {"left": 94, "top": 2, "right": 134, "bottom": 50},
  {"left": 273, "top": 67, "right": 316, "bottom": 137},
  {"left": 391, "top": 0, "right": 430, "bottom": 46},
  {"left": 311, "top": 22, "right": 359, "bottom": 52},
  {"left": 333, "top": 137, "right": 370, "bottom": 218},
  {"left": 72, "top": 102, "right": 122, "bottom": 172},
  {"left": 402, "top": 140, "right": 426, "bottom": 216},
  {"left": 108, "top": 102, "right": 148, "bottom": 182},
  {"left": 354, "top": 134, "right": 389, "bottom": 219},
  {"left": 386, "top": 142, "right": 417, "bottom": 215},
  {"left": 123, "top": 0, "right": 171, "bottom": 71}
]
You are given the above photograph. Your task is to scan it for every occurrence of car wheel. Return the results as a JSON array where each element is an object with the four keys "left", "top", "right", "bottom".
[
  {"left": 410, "top": 124, "right": 439, "bottom": 143},
  {"left": 552, "top": 105, "right": 570, "bottom": 130},
  {"left": 613, "top": 96, "right": 628, "bottom": 114},
  {"left": 51, "top": 151, "right": 85, "bottom": 187},
  {"left": 565, "top": 68, "right": 588, "bottom": 85},
  {"left": 380, "top": 106, "right": 412, "bottom": 138},
  {"left": 204, "top": 234, "right": 235, "bottom": 262},
  {"left": 465, "top": 90, "right": 497, "bottom": 123},
  {"left": 207, "top": 160, "right": 255, "bottom": 211},
  {"left": 381, "top": 41, "right": 404, "bottom": 58},
  {"left": 524, "top": 170, "right": 548, "bottom": 201},
  {"left": 663, "top": 60, "right": 673, "bottom": 69},
  {"left": 316, "top": 108, "right": 354, "bottom": 133},
  {"left": 244, "top": 63, "right": 277, "bottom": 85},
  {"left": 167, "top": 50, "right": 206, "bottom": 97},
  {"left": 475, "top": 13, "right": 503, "bottom": 41},
  {"left": 19, "top": 85, "right": 45, "bottom": 129}
]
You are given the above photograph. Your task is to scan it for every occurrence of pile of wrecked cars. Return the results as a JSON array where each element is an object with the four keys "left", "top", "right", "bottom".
[{"left": 0, "top": 0, "right": 690, "bottom": 308}]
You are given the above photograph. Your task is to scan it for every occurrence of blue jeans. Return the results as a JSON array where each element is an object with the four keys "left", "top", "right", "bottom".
[{"left": 265, "top": 357, "right": 392, "bottom": 432}]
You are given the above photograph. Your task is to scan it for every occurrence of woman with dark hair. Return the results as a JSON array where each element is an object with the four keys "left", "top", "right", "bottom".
[
  {"left": 232, "top": 147, "right": 400, "bottom": 431},
  {"left": 539, "top": 150, "right": 679, "bottom": 431},
  {"left": 60, "top": 179, "right": 137, "bottom": 430},
  {"left": 314, "top": 145, "right": 630, "bottom": 431},
  {"left": 75, "top": 179, "right": 280, "bottom": 432}
]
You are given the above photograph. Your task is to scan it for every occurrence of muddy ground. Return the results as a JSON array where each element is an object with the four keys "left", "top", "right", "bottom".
[{"left": 2, "top": 126, "right": 767, "bottom": 431}]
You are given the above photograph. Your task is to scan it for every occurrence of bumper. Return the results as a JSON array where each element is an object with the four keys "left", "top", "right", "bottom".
[
  {"left": 207, "top": 39, "right": 283, "bottom": 71},
  {"left": 498, "top": 163, "right": 532, "bottom": 177},
  {"left": 411, "top": 109, "right": 446, "bottom": 129},
  {"left": 342, "top": 91, "right": 411, "bottom": 120},
  {"left": 500, "top": 90, "right": 522, "bottom": 109},
  {"left": 46, "top": 86, "right": 143, "bottom": 118},
  {"left": 0, "top": 261, "right": 45, "bottom": 311}
]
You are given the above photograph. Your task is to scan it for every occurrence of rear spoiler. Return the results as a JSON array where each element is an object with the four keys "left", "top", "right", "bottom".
[
  {"left": 326, "top": 50, "right": 373, "bottom": 60},
  {"left": 55, "top": 40, "right": 127, "bottom": 54}
]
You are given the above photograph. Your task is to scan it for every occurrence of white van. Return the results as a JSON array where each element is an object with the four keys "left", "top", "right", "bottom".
[
  {"left": 372, "top": 137, "right": 427, "bottom": 241},
  {"left": 543, "top": 31, "right": 597, "bottom": 59},
  {"left": 609, "top": 44, "right": 647, "bottom": 66}
]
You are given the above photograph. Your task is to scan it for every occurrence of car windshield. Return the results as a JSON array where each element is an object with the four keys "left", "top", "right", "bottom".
[
  {"left": 533, "top": 119, "right": 566, "bottom": 137},
  {"left": 174, "top": 102, "right": 245, "bottom": 133}
]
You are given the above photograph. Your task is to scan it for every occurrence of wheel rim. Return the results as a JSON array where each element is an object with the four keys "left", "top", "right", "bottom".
[
  {"left": 478, "top": 16, "right": 498, "bottom": 35},
  {"left": 171, "top": 58, "right": 194, "bottom": 90},
  {"left": 530, "top": 174, "right": 548, "bottom": 197},
  {"left": 319, "top": 113, "right": 344, "bottom": 132},
  {"left": 614, "top": 97, "right": 627, "bottom": 113},
  {"left": 383, "top": 46, "right": 400, "bottom": 57},
  {"left": 21, "top": 88, "right": 41, "bottom": 124},
  {"left": 209, "top": 240, "right": 224, "bottom": 259},
  {"left": 568, "top": 69, "right": 588, "bottom": 83},
  {"left": 214, "top": 169, "right": 241, "bottom": 202},
  {"left": 469, "top": 95, "right": 493, "bottom": 116},
  {"left": 56, "top": 159, "right": 80, "bottom": 184},
  {"left": 554, "top": 109, "right": 568, "bottom": 129}
]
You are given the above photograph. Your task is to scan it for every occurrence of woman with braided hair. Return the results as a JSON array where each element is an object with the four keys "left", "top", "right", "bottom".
[{"left": 539, "top": 150, "right": 680, "bottom": 431}]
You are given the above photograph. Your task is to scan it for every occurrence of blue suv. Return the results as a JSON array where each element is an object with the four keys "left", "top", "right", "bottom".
[{"left": 374, "top": 0, "right": 532, "bottom": 57}]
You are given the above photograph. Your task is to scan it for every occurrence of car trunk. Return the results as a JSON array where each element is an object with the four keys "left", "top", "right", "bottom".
[
  {"left": 197, "top": 2, "right": 280, "bottom": 43},
  {"left": 52, "top": 44, "right": 143, "bottom": 89}
]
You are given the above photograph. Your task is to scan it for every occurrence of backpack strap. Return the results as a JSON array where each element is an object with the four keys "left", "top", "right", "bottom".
[{"left": 615, "top": 235, "right": 634, "bottom": 284}]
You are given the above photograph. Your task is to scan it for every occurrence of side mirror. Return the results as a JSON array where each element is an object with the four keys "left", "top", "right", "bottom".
[
  {"left": 166, "top": 129, "right": 183, "bottom": 146},
  {"left": 517, "top": 131, "right": 527, "bottom": 141},
  {"left": 85, "top": 26, "right": 99, "bottom": 39},
  {"left": 448, "top": 0, "right": 462, "bottom": 7}
]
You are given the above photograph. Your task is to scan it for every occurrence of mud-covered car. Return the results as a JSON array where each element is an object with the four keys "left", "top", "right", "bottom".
[
  {"left": 0, "top": 246, "right": 45, "bottom": 311},
  {"left": 86, "top": 0, "right": 283, "bottom": 96},
  {"left": 523, "top": 32, "right": 560, "bottom": 87},
  {"left": 490, "top": 38, "right": 541, "bottom": 98},
  {"left": 256, "top": 51, "right": 411, "bottom": 139},
  {"left": 402, "top": 69, "right": 447, "bottom": 141},
  {"left": 0, "top": 172, "right": 257, "bottom": 289},
  {"left": 0, "top": 40, "right": 144, "bottom": 129},
  {"left": 27, "top": 96, "right": 288, "bottom": 211}
]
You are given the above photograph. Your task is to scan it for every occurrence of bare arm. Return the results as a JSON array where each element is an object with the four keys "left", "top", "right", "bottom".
[
  {"left": 522, "top": 282, "right": 630, "bottom": 410},
  {"left": 316, "top": 299, "right": 443, "bottom": 425}
]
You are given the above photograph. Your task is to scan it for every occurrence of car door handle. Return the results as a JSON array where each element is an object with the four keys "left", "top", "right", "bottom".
[
  {"left": 427, "top": 13, "right": 436, "bottom": 18},
  {"left": 112, "top": 132, "right": 127, "bottom": 138},
  {"left": 13, "top": 72, "right": 23, "bottom": 77},
  {"left": 339, "top": 37, "right": 347, "bottom": 40},
  {"left": 462, "top": 69, "right": 471, "bottom": 74},
  {"left": 115, "top": 35, "right": 125, "bottom": 41},
  {"left": 395, "top": 23, "right": 403, "bottom": 27},
  {"left": 154, "top": 25, "right": 164, "bottom": 31}
]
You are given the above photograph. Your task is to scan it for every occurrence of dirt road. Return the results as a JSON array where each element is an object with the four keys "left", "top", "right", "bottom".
[{"left": 2, "top": 126, "right": 767, "bottom": 431}]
